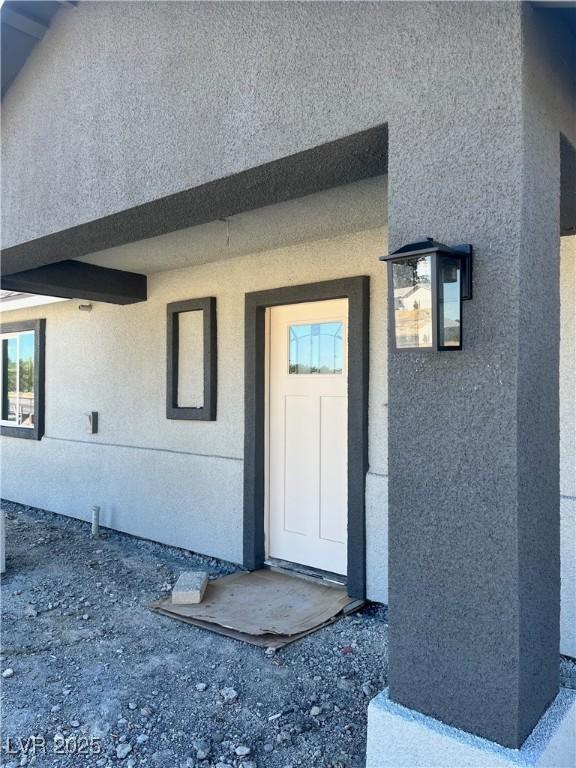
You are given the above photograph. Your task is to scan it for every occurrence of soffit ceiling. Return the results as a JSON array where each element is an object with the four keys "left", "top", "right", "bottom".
[{"left": 78, "top": 177, "right": 388, "bottom": 275}]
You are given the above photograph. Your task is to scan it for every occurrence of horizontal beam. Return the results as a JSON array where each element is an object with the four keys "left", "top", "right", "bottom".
[
  {"left": 0, "top": 260, "right": 147, "bottom": 305},
  {"left": 1, "top": 125, "right": 388, "bottom": 275}
]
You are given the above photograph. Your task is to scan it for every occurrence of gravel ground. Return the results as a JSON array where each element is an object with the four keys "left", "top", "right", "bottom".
[{"left": 1, "top": 501, "right": 389, "bottom": 768}]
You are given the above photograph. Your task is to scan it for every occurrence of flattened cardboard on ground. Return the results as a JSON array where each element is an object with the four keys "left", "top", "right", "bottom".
[{"left": 151, "top": 569, "right": 364, "bottom": 648}]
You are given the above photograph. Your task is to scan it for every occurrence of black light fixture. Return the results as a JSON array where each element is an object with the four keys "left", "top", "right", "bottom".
[{"left": 380, "top": 238, "right": 473, "bottom": 351}]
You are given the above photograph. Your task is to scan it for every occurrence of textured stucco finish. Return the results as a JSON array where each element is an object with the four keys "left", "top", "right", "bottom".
[
  {"left": 1, "top": 0, "right": 394, "bottom": 248},
  {"left": 4, "top": 3, "right": 573, "bottom": 252},
  {"left": 366, "top": 688, "right": 576, "bottom": 768},
  {"left": 0, "top": 185, "right": 389, "bottom": 597},
  {"left": 386, "top": 3, "right": 575, "bottom": 749},
  {"left": 1, "top": 0, "right": 575, "bottom": 746},
  {"left": 1, "top": 439, "right": 243, "bottom": 563},
  {"left": 1, "top": 202, "right": 573, "bottom": 650}
]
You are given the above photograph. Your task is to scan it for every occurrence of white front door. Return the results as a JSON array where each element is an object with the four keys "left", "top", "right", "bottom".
[{"left": 267, "top": 299, "right": 348, "bottom": 575}]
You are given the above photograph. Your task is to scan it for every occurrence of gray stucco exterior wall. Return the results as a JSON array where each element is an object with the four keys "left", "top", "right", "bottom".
[
  {"left": 386, "top": 5, "right": 574, "bottom": 750},
  {"left": 4, "top": 3, "right": 573, "bottom": 253},
  {"left": 1, "top": 0, "right": 575, "bottom": 752},
  {"left": 0, "top": 182, "right": 390, "bottom": 597}
]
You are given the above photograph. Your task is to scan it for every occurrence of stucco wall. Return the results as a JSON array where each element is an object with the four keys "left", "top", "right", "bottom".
[
  {"left": 5, "top": 2, "right": 574, "bottom": 252},
  {"left": 0, "top": 188, "right": 390, "bottom": 599},
  {"left": 560, "top": 236, "right": 576, "bottom": 659},
  {"left": 1, "top": 210, "right": 575, "bottom": 656},
  {"left": 0, "top": 1, "right": 574, "bottom": 663}
]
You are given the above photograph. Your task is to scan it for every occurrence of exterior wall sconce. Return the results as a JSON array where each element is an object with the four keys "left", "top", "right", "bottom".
[{"left": 380, "top": 238, "right": 473, "bottom": 351}]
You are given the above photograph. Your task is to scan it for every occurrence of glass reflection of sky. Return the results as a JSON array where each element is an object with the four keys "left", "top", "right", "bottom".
[
  {"left": 440, "top": 261, "right": 461, "bottom": 325},
  {"left": 1, "top": 331, "right": 35, "bottom": 425},
  {"left": 289, "top": 322, "right": 343, "bottom": 374},
  {"left": 416, "top": 258, "right": 431, "bottom": 280},
  {"left": 3, "top": 337, "right": 17, "bottom": 366},
  {"left": 441, "top": 279, "right": 460, "bottom": 321},
  {"left": 19, "top": 332, "right": 34, "bottom": 362}
]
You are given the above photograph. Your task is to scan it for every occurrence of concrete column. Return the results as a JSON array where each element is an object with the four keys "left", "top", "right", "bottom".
[{"left": 385, "top": 49, "right": 561, "bottom": 751}]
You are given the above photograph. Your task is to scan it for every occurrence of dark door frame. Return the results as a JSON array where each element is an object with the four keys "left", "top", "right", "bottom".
[{"left": 243, "top": 276, "right": 370, "bottom": 599}]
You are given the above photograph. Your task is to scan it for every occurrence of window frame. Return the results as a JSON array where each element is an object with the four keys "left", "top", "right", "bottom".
[
  {"left": 166, "top": 297, "right": 217, "bottom": 421},
  {"left": 0, "top": 318, "right": 46, "bottom": 440}
]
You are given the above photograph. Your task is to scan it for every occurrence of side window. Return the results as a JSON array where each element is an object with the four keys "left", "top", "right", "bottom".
[
  {"left": 166, "top": 298, "right": 217, "bottom": 421},
  {"left": 0, "top": 319, "right": 45, "bottom": 440}
]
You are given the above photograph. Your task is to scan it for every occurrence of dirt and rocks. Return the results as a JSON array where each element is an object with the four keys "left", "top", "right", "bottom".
[{"left": 0, "top": 501, "right": 389, "bottom": 768}]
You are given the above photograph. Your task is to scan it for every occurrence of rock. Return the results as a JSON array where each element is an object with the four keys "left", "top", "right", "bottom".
[
  {"left": 194, "top": 739, "right": 211, "bottom": 760},
  {"left": 70, "top": 720, "right": 80, "bottom": 727},
  {"left": 51, "top": 705, "right": 61, "bottom": 713},
  {"left": 310, "top": 706, "right": 322, "bottom": 716},
  {"left": 128, "top": 702, "right": 137, "bottom": 710},
  {"left": 195, "top": 682, "right": 208, "bottom": 691},
  {"left": 82, "top": 614, "right": 89, "bottom": 620},
  {"left": 361, "top": 682, "right": 373, "bottom": 697},
  {"left": 171, "top": 571, "right": 208, "bottom": 604},
  {"left": 220, "top": 687, "right": 238, "bottom": 704},
  {"left": 337, "top": 677, "right": 355, "bottom": 691},
  {"left": 263, "top": 743, "right": 274, "bottom": 753},
  {"left": 136, "top": 734, "right": 148, "bottom": 745},
  {"left": 221, "top": 740, "right": 234, "bottom": 752},
  {"left": 2, "top": 668, "right": 14, "bottom": 678},
  {"left": 235, "top": 745, "right": 251, "bottom": 756},
  {"left": 116, "top": 743, "right": 132, "bottom": 759}
]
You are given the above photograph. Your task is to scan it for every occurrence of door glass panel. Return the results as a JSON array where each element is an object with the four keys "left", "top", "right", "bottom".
[{"left": 289, "top": 322, "right": 343, "bottom": 374}]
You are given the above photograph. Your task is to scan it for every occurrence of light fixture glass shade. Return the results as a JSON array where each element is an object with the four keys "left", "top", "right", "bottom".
[
  {"left": 438, "top": 255, "right": 461, "bottom": 349},
  {"left": 391, "top": 255, "right": 433, "bottom": 349}
]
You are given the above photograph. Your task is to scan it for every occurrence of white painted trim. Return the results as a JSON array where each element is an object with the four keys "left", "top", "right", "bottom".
[{"left": 264, "top": 307, "right": 271, "bottom": 558}]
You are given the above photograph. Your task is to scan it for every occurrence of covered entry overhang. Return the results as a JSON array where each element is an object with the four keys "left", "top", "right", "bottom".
[
  {"left": 2, "top": 124, "right": 575, "bottom": 304},
  {"left": 0, "top": 125, "right": 388, "bottom": 303}
]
